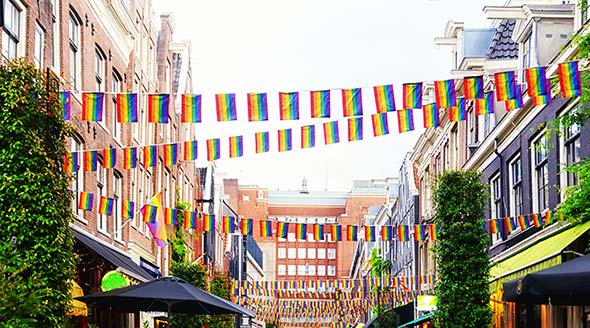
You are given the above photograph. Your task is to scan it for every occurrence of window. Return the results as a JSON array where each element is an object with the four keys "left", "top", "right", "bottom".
[
  {"left": 278, "top": 265, "right": 286, "bottom": 276},
  {"left": 297, "top": 265, "right": 306, "bottom": 276},
  {"left": 327, "top": 248, "right": 336, "bottom": 259},
  {"left": 532, "top": 133, "right": 549, "bottom": 212},
  {"left": 317, "top": 265, "right": 326, "bottom": 276},
  {"left": 2, "top": 0, "right": 22, "bottom": 60},
  {"left": 287, "top": 265, "right": 296, "bottom": 276},
  {"left": 522, "top": 33, "right": 532, "bottom": 70},
  {"left": 97, "top": 162, "right": 107, "bottom": 233},
  {"left": 34, "top": 24, "right": 44, "bottom": 67},
  {"left": 51, "top": 0, "right": 60, "bottom": 70},
  {"left": 95, "top": 47, "right": 106, "bottom": 92},
  {"left": 307, "top": 233, "right": 315, "bottom": 242},
  {"left": 278, "top": 248, "right": 286, "bottom": 259},
  {"left": 136, "top": 166, "right": 145, "bottom": 230},
  {"left": 452, "top": 128, "right": 459, "bottom": 168},
  {"left": 443, "top": 140, "right": 450, "bottom": 171},
  {"left": 164, "top": 169, "right": 171, "bottom": 206},
  {"left": 307, "top": 265, "right": 316, "bottom": 276},
  {"left": 564, "top": 118, "right": 581, "bottom": 187},
  {"left": 490, "top": 174, "right": 502, "bottom": 243},
  {"left": 328, "top": 265, "right": 336, "bottom": 276},
  {"left": 318, "top": 248, "right": 326, "bottom": 259},
  {"left": 308, "top": 248, "right": 316, "bottom": 259},
  {"left": 298, "top": 248, "right": 306, "bottom": 259},
  {"left": 131, "top": 165, "right": 138, "bottom": 226},
  {"left": 509, "top": 156, "right": 523, "bottom": 218},
  {"left": 69, "top": 11, "right": 82, "bottom": 91},
  {"left": 287, "top": 232, "right": 296, "bottom": 242},
  {"left": 257, "top": 190, "right": 264, "bottom": 199},
  {"left": 112, "top": 71, "right": 123, "bottom": 139},
  {"left": 113, "top": 172, "right": 123, "bottom": 241},
  {"left": 468, "top": 103, "right": 478, "bottom": 145},
  {"left": 70, "top": 136, "right": 84, "bottom": 219},
  {"left": 287, "top": 248, "right": 296, "bottom": 259}
]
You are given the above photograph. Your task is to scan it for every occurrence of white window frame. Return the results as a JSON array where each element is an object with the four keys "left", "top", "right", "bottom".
[
  {"left": 34, "top": 23, "right": 44, "bottom": 68},
  {"left": 327, "top": 248, "right": 336, "bottom": 259},
  {"left": 97, "top": 162, "right": 107, "bottom": 234},
  {"left": 307, "top": 264, "right": 316, "bottom": 276},
  {"left": 307, "top": 248, "right": 316, "bottom": 259},
  {"left": 287, "top": 248, "right": 296, "bottom": 259},
  {"left": 297, "top": 265, "right": 306, "bottom": 276},
  {"left": 95, "top": 47, "right": 106, "bottom": 92},
  {"left": 490, "top": 173, "right": 502, "bottom": 244},
  {"left": 287, "top": 265, "right": 296, "bottom": 276},
  {"left": 277, "top": 264, "right": 286, "bottom": 276},
  {"left": 69, "top": 11, "right": 82, "bottom": 92},
  {"left": 297, "top": 248, "right": 306, "bottom": 259},
  {"left": 559, "top": 104, "right": 581, "bottom": 198},
  {"left": 111, "top": 70, "right": 123, "bottom": 141},
  {"left": 2, "top": 0, "right": 26, "bottom": 61},
  {"left": 531, "top": 132, "right": 549, "bottom": 212},
  {"left": 50, "top": 0, "right": 60, "bottom": 72},
  {"left": 317, "top": 265, "right": 326, "bottom": 276},
  {"left": 318, "top": 248, "right": 326, "bottom": 259},
  {"left": 113, "top": 172, "right": 123, "bottom": 241},
  {"left": 509, "top": 155, "right": 523, "bottom": 233},
  {"left": 327, "top": 265, "right": 336, "bottom": 276},
  {"left": 287, "top": 232, "right": 296, "bottom": 242},
  {"left": 278, "top": 248, "right": 286, "bottom": 259},
  {"left": 70, "top": 136, "right": 85, "bottom": 221}
]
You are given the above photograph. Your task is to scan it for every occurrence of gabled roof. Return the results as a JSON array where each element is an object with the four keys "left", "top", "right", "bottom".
[{"left": 486, "top": 20, "right": 519, "bottom": 60}]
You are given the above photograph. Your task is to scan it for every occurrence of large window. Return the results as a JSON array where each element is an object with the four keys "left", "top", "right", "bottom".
[
  {"left": 97, "top": 161, "right": 107, "bottom": 233},
  {"left": 509, "top": 156, "right": 523, "bottom": 218},
  {"left": 95, "top": 47, "right": 106, "bottom": 92},
  {"left": 69, "top": 11, "right": 82, "bottom": 91},
  {"left": 112, "top": 70, "right": 123, "bottom": 139},
  {"left": 490, "top": 174, "right": 502, "bottom": 243},
  {"left": 2, "top": 0, "right": 23, "bottom": 60},
  {"left": 297, "top": 265, "right": 306, "bottom": 276},
  {"left": 328, "top": 265, "right": 336, "bottom": 276},
  {"left": 327, "top": 248, "right": 336, "bottom": 259},
  {"left": 287, "top": 265, "right": 296, "bottom": 276},
  {"left": 278, "top": 265, "right": 286, "bottom": 276},
  {"left": 318, "top": 248, "right": 326, "bottom": 259},
  {"left": 307, "top": 265, "right": 316, "bottom": 276},
  {"left": 287, "top": 248, "right": 296, "bottom": 259},
  {"left": 50, "top": 0, "right": 59, "bottom": 70},
  {"left": 564, "top": 119, "right": 580, "bottom": 187},
  {"left": 70, "top": 136, "right": 84, "bottom": 219},
  {"left": 34, "top": 24, "right": 44, "bottom": 67},
  {"left": 317, "top": 265, "right": 326, "bottom": 276},
  {"left": 468, "top": 103, "right": 478, "bottom": 145},
  {"left": 308, "top": 248, "right": 316, "bottom": 259},
  {"left": 532, "top": 133, "right": 549, "bottom": 211},
  {"left": 298, "top": 248, "right": 306, "bottom": 259},
  {"left": 113, "top": 172, "right": 122, "bottom": 241},
  {"left": 278, "top": 248, "right": 286, "bottom": 259}
]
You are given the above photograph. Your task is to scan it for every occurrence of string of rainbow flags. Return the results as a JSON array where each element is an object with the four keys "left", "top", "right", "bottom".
[{"left": 74, "top": 188, "right": 560, "bottom": 241}]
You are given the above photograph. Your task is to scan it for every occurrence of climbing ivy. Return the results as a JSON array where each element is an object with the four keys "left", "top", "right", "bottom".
[
  {"left": 0, "top": 59, "right": 76, "bottom": 326},
  {"left": 433, "top": 171, "right": 491, "bottom": 328}
]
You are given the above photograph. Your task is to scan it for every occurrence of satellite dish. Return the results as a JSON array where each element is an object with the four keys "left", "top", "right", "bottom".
[{"left": 101, "top": 271, "right": 129, "bottom": 292}]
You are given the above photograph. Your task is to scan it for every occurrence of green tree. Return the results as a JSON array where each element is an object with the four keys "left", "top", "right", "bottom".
[
  {"left": 0, "top": 60, "right": 77, "bottom": 326},
  {"left": 367, "top": 248, "right": 398, "bottom": 328},
  {"left": 206, "top": 272, "right": 234, "bottom": 328},
  {"left": 433, "top": 171, "right": 491, "bottom": 328}
]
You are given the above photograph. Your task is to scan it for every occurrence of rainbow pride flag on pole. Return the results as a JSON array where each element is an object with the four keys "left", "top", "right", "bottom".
[
  {"left": 116, "top": 93, "right": 138, "bottom": 123},
  {"left": 310, "top": 90, "right": 331, "bottom": 118},
  {"left": 255, "top": 132, "right": 270, "bottom": 153},
  {"left": 434, "top": 79, "right": 457, "bottom": 108},
  {"left": 397, "top": 109, "right": 415, "bottom": 133},
  {"left": 83, "top": 151, "right": 98, "bottom": 172},
  {"left": 183, "top": 140, "right": 198, "bottom": 161},
  {"left": 181, "top": 94, "right": 202, "bottom": 123},
  {"left": 463, "top": 76, "right": 484, "bottom": 99},
  {"left": 82, "top": 92, "right": 105, "bottom": 121},
  {"left": 449, "top": 98, "right": 467, "bottom": 122},
  {"left": 122, "top": 200, "right": 135, "bottom": 219},
  {"left": 342, "top": 88, "right": 363, "bottom": 117},
  {"left": 494, "top": 71, "right": 517, "bottom": 101},
  {"left": 207, "top": 138, "right": 221, "bottom": 161},
  {"left": 61, "top": 91, "right": 71, "bottom": 120},
  {"left": 145, "top": 193, "right": 167, "bottom": 247},
  {"left": 215, "top": 93, "right": 237, "bottom": 121},
  {"left": 371, "top": 113, "right": 389, "bottom": 136},
  {"left": 301, "top": 125, "right": 315, "bottom": 149},
  {"left": 102, "top": 148, "right": 116, "bottom": 169},
  {"left": 279, "top": 92, "right": 299, "bottom": 120},
  {"left": 348, "top": 117, "right": 363, "bottom": 141},
  {"left": 148, "top": 94, "right": 170, "bottom": 123},
  {"left": 422, "top": 103, "right": 439, "bottom": 128},
  {"left": 278, "top": 129, "right": 292, "bottom": 152},
  {"left": 558, "top": 61, "right": 582, "bottom": 98},
  {"left": 64, "top": 152, "right": 79, "bottom": 173},
  {"left": 323, "top": 121, "right": 339, "bottom": 145},
  {"left": 123, "top": 147, "right": 137, "bottom": 169},
  {"left": 78, "top": 191, "right": 94, "bottom": 211},
  {"left": 373, "top": 84, "right": 396, "bottom": 113},
  {"left": 402, "top": 83, "right": 422, "bottom": 109},
  {"left": 247, "top": 93, "right": 269, "bottom": 121},
  {"left": 229, "top": 135, "right": 244, "bottom": 158}
]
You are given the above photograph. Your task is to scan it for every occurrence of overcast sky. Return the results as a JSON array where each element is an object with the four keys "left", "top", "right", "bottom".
[{"left": 154, "top": 0, "right": 503, "bottom": 191}]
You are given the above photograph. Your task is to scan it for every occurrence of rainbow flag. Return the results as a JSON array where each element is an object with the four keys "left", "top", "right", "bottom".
[
  {"left": 365, "top": 226, "right": 376, "bottom": 242},
  {"left": 346, "top": 225, "right": 358, "bottom": 241},
  {"left": 371, "top": 113, "right": 389, "bottom": 136},
  {"left": 203, "top": 213, "right": 216, "bottom": 231},
  {"left": 116, "top": 93, "right": 138, "bottom": 123},
  {"left": 260, "top": 220, "right": 273, "bottom": 237},
  {"left": 78, "top": 192, "right": 94, "bottom": 211},
  {"left": 505, "top": 84, "right": 524, "bottom": 111},
  {"left": 60, "top": 91, "right": 71, "bottom": 120},
  {"left": 148, "top": 94, "right": 170, "bottom": 123},
  {"left": 348, "top": 117, "right": 363, "bottom": 141},
  {"left": 397, "top": 109, "right": 415, "bottom": 133},
  {"left": 164, "top": 208, "right": 178, "bottom": 225},
  {"left": 504, "top": 217, "right": 517, "bottom": 233},
  {"left": 531, "top": 213, "right": 543, "bottom": 228},
  {"left": 247, "top": 93, "right": 269, "bottom": 121},
  {"left": 277, "top": 221, "right": 289, "bottom": 239},
  {"left": 525, "top": 66, "right": 549, "bottom": 96},
  {"left": 323, "top": 121, "right": 339, "bottom": 145},
  {"left": 422, "top": 103, "right": 439, "bottom": 128},
  {"left": 489, "top": 219, "right": 501, "bottom": 234},
  {"left": 102, "top": 148, "right": 116, "bottom": 169},
  {"left": 278, "top": 129, "right": 292, "bottom": 152},
  {"left": 82, "top": 92, "right": 105, "bottom": 121},
  {"left": 463, "top": 76, "right": 484, "bottom": 99},
  {"left": 476, "top": 91, "right": 495, "bottom": 115},
  {"left": 183, "top": 140, "right": 198, "bottom": 161},
  {"left": 222, "top": 215, "right": 235, "bottom": 233},
  {"left": 181, "top": 94, "right": 202, "bottom": 123},
  {"left": 146, "top": 193, "right": 167, "bottom": 247},
  {"left": 255, "top": 131, "right": 270, "bottom": 153},
  {"left": 215, "top": 93, "right": 237, "bottom": 121},
  {"left": 123, "top": 147, "right": 137, "bottom": 169},
  {"left": 342, "top": 88, "right": 363, "bottom": 117},
  {"left": 182, "top": 211, "right": 195, "bottom": 229},
  {"left": 240, "top": 218, "right": 253, "bottom": 235},
  {"left": 434, "top": 79, "right": 457, "bottom": 108},
  {"left": 122, "top": 200, "right": 135, "bottom": 219},
  {"left": 331, "top": 225, "right": 342, "bottom": 241},
  {"left": 381, "top": 226, "right": 392, "bottom": 241},
  {"left": 98, "top": 196, "right": 114, "bottom": 216},
  {"left": 429, "top": 224, "right": 437, "bottom": 240},
  {"left": 64, "top": 152, "right": 78, "bottom": 173},
  {"left": 397, "top": 225, "right": 409, "bottom": 241},
  {"left": 558, "top": 61, "right": 582, "bottom": 98},
  {"left": 314, "top": 224, "right": 325, "bottom": 241},
  {"left": 449, "top": 98, "right": 467, "bottom": 122},
  {"left": 83, "top": 151, "right": 98, "bottom": 172},
  {"left": 141, "top": 205, "right": 158, "bottom": 223},
  {"left": 402, "top": 83, "right": 422, "bottom": 109},
  {"left": 533, "top": 94, "right": 552, "bottom": 106},
  {"left": 517, "top": 215, "right": 530, "bottom": 230},
  {"left": 310, "top": 90, "right": 331, "bottom": 118},
  {"left": 229, "top": 135, "right": 244, "bottom": 158},
  {"left": 373, "top": 84, "right": 396, "bottom": 113},
  {"left": 207, "top": 138, "right": 221, "bottom": 161},
  {"left": 296, "top": 223, "right": 307, "bottom": 240},
  {"left": 544, "top": 210, "right": 555, "bottom": 225},
  {"left": 414, "top": 225, "right": 426, "bottom": 241},
  {"left": 162, "top": 143, "right": 178, "bottom": 167},
  {"left": 279, "top": 92, "right": 299, "bottom": 120},
  {"left": 494, "top": 71, "right": 516, "bottom": 101},
  {"left": 301, "top": 125, "right": 315, "bottom": 149},
  {"left": 143, "top": 145, "right": 158, "bottom": 167}
]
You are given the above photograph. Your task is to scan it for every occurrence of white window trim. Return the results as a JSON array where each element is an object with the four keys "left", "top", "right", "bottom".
[
  {"left": 2, "top": 0, "right": 27, "bottom": 60},
  {"left": 508, "top": 155, "right": 523, "bottom": 235},
  {"left": 558, "top": 101, "right": 581, "bottom": 201},
  {"left": 489, "top": 173, "right": 502, "bottom": 244},
  {"left": 531, "top": 131, "right": 549, "bottom": 213}
]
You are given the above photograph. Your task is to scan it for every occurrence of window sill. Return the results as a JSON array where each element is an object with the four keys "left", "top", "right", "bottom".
[
  {"left": 98, "top": 229, "right": 110, "bottom": 238},
  {"left": 75, "top": 216, "right": 88, "bottom": 225},
  {"left": 114, "top": 238, "right": 125, "bottom": 245}
]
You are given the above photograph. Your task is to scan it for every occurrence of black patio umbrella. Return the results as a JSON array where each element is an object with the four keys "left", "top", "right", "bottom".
[
  {"left": 77, "top": 276, "right": 254, "bottom": 322},
  {"left": 503, "top": 254, "right": 590, "bottom": 305}
]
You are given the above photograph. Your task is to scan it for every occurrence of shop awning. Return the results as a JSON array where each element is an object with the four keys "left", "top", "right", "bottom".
[
  {"left": 73, "top": 230, "right": 153, "bottom": 282},
  {"left": 397, "top": 313, "right": 434, "bottom": 327},
  {"left": 68, "top": 280, "right": 88, "bottom": 316},
  {"left": 489, "top": 221, "right": 590, "bottom": 291}
]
